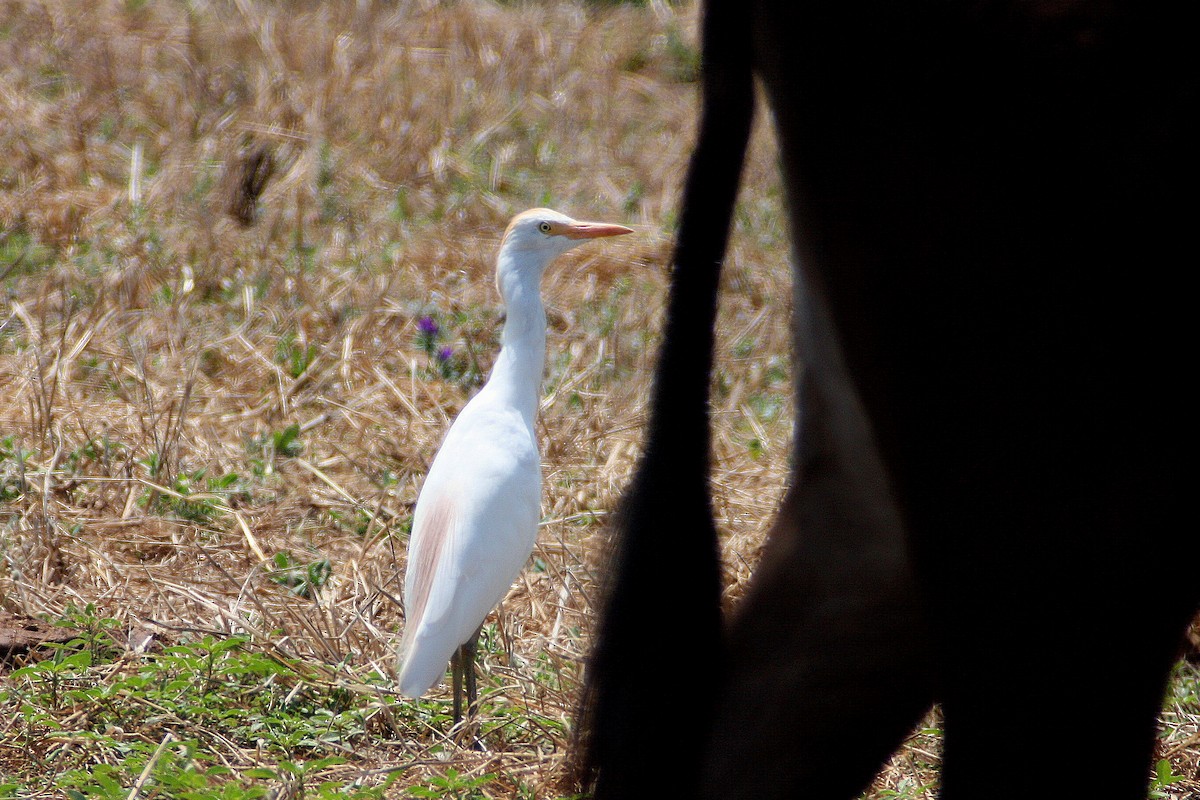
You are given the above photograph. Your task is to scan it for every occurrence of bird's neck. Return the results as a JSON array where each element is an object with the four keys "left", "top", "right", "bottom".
[{"left": 486, "top": 266, "right": 546, "bottom": 425}]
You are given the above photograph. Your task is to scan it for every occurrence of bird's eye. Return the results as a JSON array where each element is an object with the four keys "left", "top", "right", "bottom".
[{"left": 538, "top": 222, "right": 552, "bottom": 234}]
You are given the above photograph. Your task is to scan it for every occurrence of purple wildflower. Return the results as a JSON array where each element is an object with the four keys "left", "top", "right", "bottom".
[
  {"left": 436, "top": 346, "right": 454, "bottom": 362},
  {"left": 416, "top": 315, "right": 441, "bottom": 356}
]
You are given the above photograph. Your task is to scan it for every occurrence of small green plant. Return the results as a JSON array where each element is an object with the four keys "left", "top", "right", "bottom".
[
  {"left": 406, "top": 768, "right": 496, "bottom": 799},
  {"left": 250, "top": 424, "right": 305, "bottom": 476},
  {"left": 277, "top": 330, "right": 321, "bottom": 379},
  {"left": 664, "top": 22, "right": 700, "bottom": 82},
  {"left": 392, "top": 187, "right": 412, "bottom": 222},
  {"left": 55, "top": 741, "right": 251, "bottom": 800},
  {"left": 139, "top": 466, "right": 242, "bottom": 521},
  {"left": 875, "top": 777, "right": 939, "bottom": 799},
  {"left": 9, "top": 643, "right": 93, "bottom": 712},
  {"left": 583, "top": 277, "right": 632, "bottom": 339},
  {"left": 316, "top": 139, "right": 341, "bottom": 225},
  {"left": 622, "top": 181, "right": 645, "bottom": 216},
  {"left": 247, "top": 757, "right": 394, "bottom": 799},
  {"left": 1148, "top": 758, "right": 1187, "bottom": 798},
  {"left": 0, "top": 230, "right": 55, "bottom": 278},
  {"left": 271, "top": 424, "right": 305, "bottom": 458},
  {"left": 63, "top": 436, "right": 120, "bottom": 475},
  {"left": 325, "top": 507, "right": 375, "bottom": 537},
  {"left": 267, "top": 551, "right": 332, "bottom": 598},
  {"left": 1, "top": 434, "right": 32, "bottom": 501},
  {"left": 58, "top": 603, "right": 124, "bottom": 663}
]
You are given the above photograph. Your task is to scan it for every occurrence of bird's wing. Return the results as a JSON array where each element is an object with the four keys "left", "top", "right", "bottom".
[
  {"left": 412, "top": 439, "right": 539, "bottom": 636},
  {"left": 397, "top": 484, "right": 462, "bottom": 697},
  {"left": 403, "top": 489, "right": 457, "bottom": 645},
  {"left": 397, "top": 404, "right": 540, "bottom": 698}
]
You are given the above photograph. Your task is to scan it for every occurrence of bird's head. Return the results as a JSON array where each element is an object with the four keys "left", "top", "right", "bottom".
[{"left": 495, "top": 208, "right": 632, "bottom": 300}]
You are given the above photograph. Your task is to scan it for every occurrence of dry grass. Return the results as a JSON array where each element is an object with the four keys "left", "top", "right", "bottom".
[
  {"left": 0, "top": 0, "right": 793, "bottom": 795},
  {"left": 1, "top": 1, "right": 1195, "bottom": 798}
]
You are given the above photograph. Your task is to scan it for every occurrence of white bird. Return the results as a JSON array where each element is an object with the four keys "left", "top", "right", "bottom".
[{"left": 397, "top": 208, "right": 632, "bottom": 719}]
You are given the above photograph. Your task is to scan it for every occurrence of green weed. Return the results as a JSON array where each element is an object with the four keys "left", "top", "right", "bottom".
[
  {"left": 250, "top": 424, "right": 305, "bottom": 477},
  {"left": 0, "top": 608, "right": 391, "bottom": 798},
  {"left": 277, "top": 330, "right": 321, "bottom": 379},
  {"left": 267, "top": 551, "right": 333, "bottom": 599},
  {"left": 406, "top": 768, "right": 495, "bottom": 799},
  {"left": 138, "top": 466, "right": 243, "bottom": 522}
]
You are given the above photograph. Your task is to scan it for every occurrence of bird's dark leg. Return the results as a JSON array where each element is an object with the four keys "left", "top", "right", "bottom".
[
  {"left": 450, "top": 646, "right": 465, "bottom": 724},
  {"left": 448, "top": 627, "right": 485, "bottom": 749},
  {"left": 463, "top": 628, "right": 480, "bottom": 717},
  {"left": 449, "top": 630, "right": 482, "bottom": 725}
]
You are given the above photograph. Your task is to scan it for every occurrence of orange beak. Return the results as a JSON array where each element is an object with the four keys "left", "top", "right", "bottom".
[{"left": 562, "top": 221, "right": 634, "bottom": 240}]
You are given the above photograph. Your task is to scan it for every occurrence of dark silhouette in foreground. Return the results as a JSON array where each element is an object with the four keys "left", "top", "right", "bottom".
[{"left": 578, "top": 1, "right": 1196, "bottom": 797}]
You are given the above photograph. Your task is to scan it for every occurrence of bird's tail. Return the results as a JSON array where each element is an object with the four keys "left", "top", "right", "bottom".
[
  {"left": 573, "top": 0, "right": 755, "bottom": 795},
  {"left": 395, "top": 624, "right": 448, "bottom": 699}
]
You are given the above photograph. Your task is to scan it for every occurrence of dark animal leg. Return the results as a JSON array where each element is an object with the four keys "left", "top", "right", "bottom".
[
  {"left": 578, "top": 0, "right": 1197, "bottom": 795},
  {"left": 575, "top": 0, "right": 755, "bottom": 796}
]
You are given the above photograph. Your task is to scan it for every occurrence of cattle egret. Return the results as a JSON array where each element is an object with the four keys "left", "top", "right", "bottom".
[{"left": 397, "top": 208, "right": 631, "bottom": 719}]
